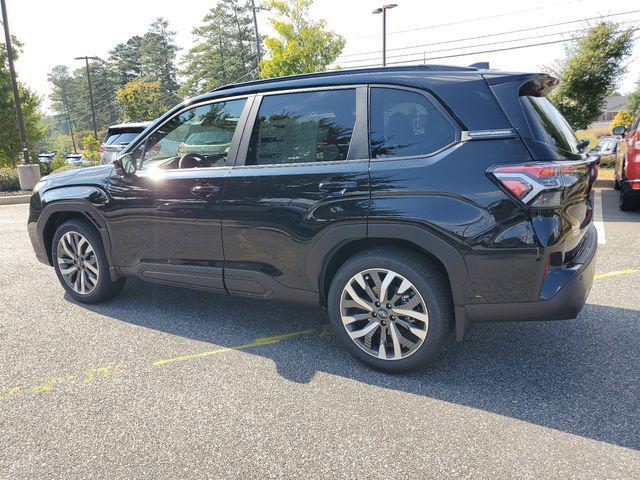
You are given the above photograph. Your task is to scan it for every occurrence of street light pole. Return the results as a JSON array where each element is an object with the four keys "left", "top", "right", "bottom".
[
  {"left": 1, "top": 0, "right": 29, "bottom": 165},
  {"left": 372, "top": 4, "right": 398, "bottom": 67},
  {"left": 249, "top": 0, "right": 269, "bottom": 77},
  {"left": 74, "top": 56, "right": 100, "bottom": 139}
]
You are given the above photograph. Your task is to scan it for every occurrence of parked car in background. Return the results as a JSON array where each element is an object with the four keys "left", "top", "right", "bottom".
[
  {"left": 590, "top": 136, "right": 619, "bottom": 166},
  {"left": 65, "top": 154, "right": 92, "bottom": 167},
  {"left": 100, "top": 122, "right": 151, "bottom": 165},
  {"left": 28, "top": 65, "right": 598, "bottom": 372},
  {"left": 38, "top": 152, "right": 56, "bottom": 173},
  {"left": 613, "top": 111, "right": 640, "bottom": 211}
]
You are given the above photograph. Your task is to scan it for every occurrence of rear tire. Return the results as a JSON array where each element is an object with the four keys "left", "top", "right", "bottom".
[
  {"left": 52, "top": 219, "right": 126, "bottom": 304},
  {"left": 327, "top": 248, "right": 452, "bottom": 373},
  {"left": 619, "top": 188, "right": 639, "bottom": 212},
  {"left": 614, "top": 177, "right": 621, "bottom": 190}
]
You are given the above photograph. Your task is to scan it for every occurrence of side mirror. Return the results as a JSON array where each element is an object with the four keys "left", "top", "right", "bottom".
[
  {"left": 577, "top": 138, "right": 590, "bottom": 152},
  {"left": 113, "top": 153, "right": 136, "bottom": 176},
  {"left": 612, "top": 125, "right": 626, "bottom": 136}
]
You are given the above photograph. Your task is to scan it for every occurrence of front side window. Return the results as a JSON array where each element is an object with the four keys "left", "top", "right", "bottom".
[
  {"left": 369, "top": 88, "right": 456, "bottom": 159},
  {"left": 246, "top": 89, "right": 356, "bottom": 166},
  {"left": 138, "top": 98, "right": 246, "bottom": 171}
]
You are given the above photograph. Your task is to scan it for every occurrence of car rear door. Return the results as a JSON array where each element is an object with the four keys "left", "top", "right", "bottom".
[{"left": 221, "top": 86, "right": 370, "bottom": 301}]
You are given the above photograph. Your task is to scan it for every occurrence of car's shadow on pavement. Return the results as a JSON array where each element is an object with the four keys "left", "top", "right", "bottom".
[{"left": 78, "top": 279, "right": 640, "bottom": 451}]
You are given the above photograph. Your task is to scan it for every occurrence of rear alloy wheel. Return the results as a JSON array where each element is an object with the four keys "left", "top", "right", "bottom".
[
  {"left": 328, "top": 249, "right": 451, "bottom": 372},
  {"left": 340, "top": 268, "right": 428, "bottom": 361},
  {"left": 52, "top": 219, "right": 125, "bottom": 303}
]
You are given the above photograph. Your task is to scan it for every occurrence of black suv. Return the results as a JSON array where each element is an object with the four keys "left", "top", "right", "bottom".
[{"left": 28, "top": 65, "right": 598, "bottom": 372}]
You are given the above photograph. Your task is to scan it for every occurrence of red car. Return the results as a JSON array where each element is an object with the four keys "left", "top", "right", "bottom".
[{"left": 614, "top": 110, "right": 640, "bottom": 210}]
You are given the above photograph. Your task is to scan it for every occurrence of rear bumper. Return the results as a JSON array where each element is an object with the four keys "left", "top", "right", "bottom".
[
  {"left": 622, "top": 179, "right": 640, "bottom": 195},
  {"left": 464, "top": 224, "right": 597, "bottom": 323}
]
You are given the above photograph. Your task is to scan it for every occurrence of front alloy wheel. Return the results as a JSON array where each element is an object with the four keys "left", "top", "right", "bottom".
[
  {"left": 340, "top": 268, "right": 429, "bottom": 360},
  {"left": 56, "top": 231, "right": 100, "bottom": 295}
]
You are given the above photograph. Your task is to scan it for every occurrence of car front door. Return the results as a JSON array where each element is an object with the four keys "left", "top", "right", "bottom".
[
  {"left": 106, "top": 96, "right": 252, "bottom": 292},
  {"left": 221, "top": 86, "right": 370, "bottom": 301}
]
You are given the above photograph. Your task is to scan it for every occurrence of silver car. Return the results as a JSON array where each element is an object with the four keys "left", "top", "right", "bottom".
[{"left": 100, "top": 122, "right": 151, "bottom": 165}]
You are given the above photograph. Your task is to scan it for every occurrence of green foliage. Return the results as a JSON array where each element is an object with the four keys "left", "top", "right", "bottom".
[
  {"left": 0, "top": 167, "right": 20, "bottom": 191},
  {"left": 0, "top": 41, "right": 45, "bottom": 167},
  {"left": 260, "top": 0, "right": 345, "bottom": 79},
  {"left": 180, "top": 0, "right": 258, "bottom": 96},
  {"left": 628, "top": 80, "right": 640, "bottom": 116},
  {"left": 81, "top": 134, "right": 101, "bottom": 163},
  {"left": 51, "top": 154, "right": 68, "bottom": 172},
  {"left": 548, "top": 22, "right": 634, "bottom": 130},
  {"left": 116, "top": 80, "right": 167, "bottom": 122},
  {"left": 610, "top": 110, "right": 634, "bottom": 129}
]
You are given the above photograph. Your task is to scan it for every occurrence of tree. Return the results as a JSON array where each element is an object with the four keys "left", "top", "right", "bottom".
[
  {"left": 610, "top": 110, "right": 634, "bottom": 129},
  {"left": 548, "top": 22, "right": 634, "bottom": 130},
  {"left": 260, "top": 0, "right": 345, "bottom": 79},
  {"left": 628, "top": 79, "right": 640, "bottom": 116},
  {"left": 139, "top": 18, "right": 180, "bottom": 106},
  {"left": 81, "top": 133, "right": 101, "bottom": 163},
  {"left": 116, "top": 79, "right": 166, "bottom": 122},
  {"left": 180, "top": 0, "right": 257, "bottom": 96},
  {"left": 0, "top": 40, "right": 44, "bottom": 167}
]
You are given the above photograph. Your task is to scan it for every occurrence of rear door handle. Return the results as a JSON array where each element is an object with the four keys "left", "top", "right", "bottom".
[
  {"left": 191, "top": 184, "right": 220, "bottom": 198},
  {"left": 319, "top": 179, "right": 358, "bottom": 195}
]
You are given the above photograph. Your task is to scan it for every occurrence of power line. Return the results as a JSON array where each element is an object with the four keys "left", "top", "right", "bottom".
[
  {"left": 339, "top": 9, "right": 640, "bottom": 59},
  {"left": 337, "top": 19, "right": 640, "bottom": 66}
]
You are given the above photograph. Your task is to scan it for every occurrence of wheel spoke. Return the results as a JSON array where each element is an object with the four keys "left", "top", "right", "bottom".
[
  {"left": 379, "top": 271, "right": 396, "bottom": 302},
  {"left": 59, "top": 265, "right": 78, "bottom": 276},
  {"left": 388, "top": 322, "right": 403, "bottom": 359},
  {"left": 378, "top": 329, "right": 387, "bottom": 359},
  {"left": 60, "top": 235, "right": 75, "bottom": 258},
  {"left": 348, "top": 321, "right": 379, "bottom": 339},
  {"left": 392, "top": 307, "right": 429, "bottom": 324},
  {"left": 344, "top": 283, "right": 373, "bottom": 312},
  {"left": 395, "top": 318, "right": 428, "bottom": 340},
  {"left": 341, "top": 312, "right": 371, "bottom": 326},
  {"left": 84, "top": 261, "right": 98, "bottom": 275}
]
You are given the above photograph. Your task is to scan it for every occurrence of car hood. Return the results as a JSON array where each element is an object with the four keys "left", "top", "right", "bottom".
[{"left": 38, "top": 164, "right": 114, "bottom": 192}]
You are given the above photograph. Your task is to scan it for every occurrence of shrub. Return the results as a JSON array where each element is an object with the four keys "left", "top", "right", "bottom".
[
  {"left": 0, "top": 168, "right": 20, "bottom": 192},
  {"left": 50, "top": 154, "right": 67, "bottom": 172},
  {"left": 610, "top": 110, "right": 634, "bottom": 129}
]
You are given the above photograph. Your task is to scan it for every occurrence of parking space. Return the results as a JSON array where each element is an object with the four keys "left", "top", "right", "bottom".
[{"left": 1, "top": 189, "right": 639, "bottom": 479}]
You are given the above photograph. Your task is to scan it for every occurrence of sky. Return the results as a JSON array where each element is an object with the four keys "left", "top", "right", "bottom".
[{"left": 5, "top": 0, "right": 640, "bottom": 113}]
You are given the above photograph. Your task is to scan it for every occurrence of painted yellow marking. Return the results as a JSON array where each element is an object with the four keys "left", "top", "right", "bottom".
[
  {"left": 30, "top": 374, "right": 76, "bottom": 394},
  {"left": 594, "top": 268, "right": 638, "bottom": 280},
  {"left": 0, "top": 386, "right": 22, "bottom": 399},
  {"left": 153, "top": 328, "right": 316, "bottom": 366},
  {"left": 83, "top": 363, "right": 123, "bottom": 383}
]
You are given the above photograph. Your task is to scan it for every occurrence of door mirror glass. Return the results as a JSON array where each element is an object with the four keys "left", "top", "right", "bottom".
[
  {"left": 115, "top": 153, "right": 136, "bottom": 176},
  {"left": 612, "top": 125, "right": 626, "bottom": 136}
]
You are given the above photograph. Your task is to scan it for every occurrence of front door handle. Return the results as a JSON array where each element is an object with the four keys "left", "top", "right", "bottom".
[
  {"left": 319, "top": 179, "right": 358, "bottom": 195},
  {"left": 191, "top": 184, "right": 220, "bottom": 198}
]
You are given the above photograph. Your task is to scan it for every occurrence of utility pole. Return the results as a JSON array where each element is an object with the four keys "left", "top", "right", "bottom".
[
  {"left": 1, "top": 0, "right": 29, "bottom": 165},
  {"left": 372, "top": 4, "right": 398, "bottom": 66},
  {"left": 61, "top": 96, "right": 78, "bottom": 153},
  {"left": 249, "top": 0, "right": 268, "bottom": 76},
  {"left": 74, "top": 56, "right": 100, "bottom": 139}
]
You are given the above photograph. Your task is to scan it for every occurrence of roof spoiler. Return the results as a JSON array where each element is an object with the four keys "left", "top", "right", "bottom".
[{"left": 469, "top": 62, "right": 490, "bottom": 69}]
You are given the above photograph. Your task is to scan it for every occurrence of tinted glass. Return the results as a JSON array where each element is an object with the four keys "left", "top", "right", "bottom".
[
  {"left": 520, "top": 96, "right": 580, "bottom": 154},
  {"left": 247, "top": 89, "right": 356, "bottom": 165},
  {"left": 369, "top": 88, "right": 456, "bottom": 159},
  {"left": 138, "top": 98, "right": 245, "bottom": 170},
  {"left": 105, "top": 132, "right": 140, "bottom": 146}
]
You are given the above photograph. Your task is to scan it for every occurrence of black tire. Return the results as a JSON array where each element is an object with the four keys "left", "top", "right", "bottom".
[
  {"left": 327, "top": 248, "right": 452, "bottom": 373},
  {"left": 619, "top": 188, "right": 639, "bottom": 212},
  {"left": 614, "top": 177, "right": 621, "bottom": 191},
  {"left": 52, "top": 219, "right": 126, "bottom": 304}
]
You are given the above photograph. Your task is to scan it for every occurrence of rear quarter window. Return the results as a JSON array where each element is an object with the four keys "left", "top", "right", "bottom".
[{"left": 520, "top": 95, "right": 580, "bottom": 155}]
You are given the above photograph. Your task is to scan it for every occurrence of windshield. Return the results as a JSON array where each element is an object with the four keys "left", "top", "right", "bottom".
[
  {"left": 105, "top": 132, "right": 140, "bottom": 146},
  {"left": 520, "top": 95, "right": 580, "bottom": 155}
]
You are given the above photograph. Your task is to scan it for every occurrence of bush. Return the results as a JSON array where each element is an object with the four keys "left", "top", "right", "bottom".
[
  {"left": 610, "top": 110, "right": 634, "bottom": 129},
  {"left": 50, "top": 154, "right": 67, "bottom": 172},
  {"left": 0, "top": 168, "right": 20, "bottom": 192}
]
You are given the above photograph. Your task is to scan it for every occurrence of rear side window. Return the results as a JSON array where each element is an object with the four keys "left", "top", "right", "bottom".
[
  {"left": 369, "top": 88, "right": 456, "bottom": 159},
  {"left": 520, "top": 95, "right": 580, "bottom": 154},
  {"left": 246, "top": 89, "right": 356, "bottom": 165}
]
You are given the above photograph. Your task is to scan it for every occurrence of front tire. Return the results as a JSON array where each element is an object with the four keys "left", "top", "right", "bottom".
[
  {"left": 52, "top": 219, "right": 125, "bottom": 304},
  {"left": 327, "top": 248, "right": 452, "bottom": 373}
]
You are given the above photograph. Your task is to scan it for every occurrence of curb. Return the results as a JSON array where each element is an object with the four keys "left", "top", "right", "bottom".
[
  {"left": 0, "top": 194, "right": 31, "bottom": 205},
  {"left": 594, "top": 179, "right": 614, "bottom": 189}
]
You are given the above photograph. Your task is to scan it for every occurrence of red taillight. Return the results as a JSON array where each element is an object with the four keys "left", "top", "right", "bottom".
[
  {"left": 177, "top": 143, "right": 185, "bottom": 154},
  {"left": 489, "top": 160, "right": 595, "bottom": 208},
  {"left": 631, "top": 181, "right": 640, "bottom": 190}
]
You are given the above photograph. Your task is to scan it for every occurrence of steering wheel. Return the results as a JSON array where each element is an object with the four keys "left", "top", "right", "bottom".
[{"left": 178, "top": 153, "right": 206, "bottom": 169}]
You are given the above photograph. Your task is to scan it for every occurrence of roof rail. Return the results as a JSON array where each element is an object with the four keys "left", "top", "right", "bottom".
[{"left": 211, "top": 64, "right": 480, "bottom": 93}]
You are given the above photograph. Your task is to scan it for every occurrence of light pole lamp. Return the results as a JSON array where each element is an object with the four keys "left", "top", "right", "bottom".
[{"left": 372, "top": 4, "right": 397, "bottom": 67}]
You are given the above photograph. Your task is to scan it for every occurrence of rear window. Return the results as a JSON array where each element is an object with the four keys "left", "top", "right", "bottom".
[
  {"left": 520, "top": 95, "right": 580, "bottom": 154},
  {"left": 105, "top": 132, "right": 140, "bottom": 146}
]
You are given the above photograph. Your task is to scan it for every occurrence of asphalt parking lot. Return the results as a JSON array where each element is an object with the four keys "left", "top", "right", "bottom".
[{"left": 1, "top": 188, "right": 639, "bottom": 479}]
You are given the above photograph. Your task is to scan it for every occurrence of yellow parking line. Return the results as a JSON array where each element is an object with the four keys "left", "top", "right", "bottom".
[
  {"left": 594, "top": 268, "right": 638, "bottom": 280},
  {"left": 152, "top": 329, "right": 316, "bottom": 366}
]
